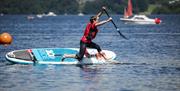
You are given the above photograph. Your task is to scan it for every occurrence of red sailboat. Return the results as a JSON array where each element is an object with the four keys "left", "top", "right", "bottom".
[
  {"left": 124, "top": 0, "right": 133, "bottom": 18},
  {"left": 120, "top": 0, "right": 161, "bottom": 24}
]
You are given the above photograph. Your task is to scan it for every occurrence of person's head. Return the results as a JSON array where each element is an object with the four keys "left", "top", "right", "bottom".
[{"left": 90, "top": 16, "right": 99, "bottom": 23}]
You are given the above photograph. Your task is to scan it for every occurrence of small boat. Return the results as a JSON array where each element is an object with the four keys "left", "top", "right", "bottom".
[
  {"left": 27, "top": 15, "right": 35, "bottom": 20},
  {"left": 36, "top": 12, "right": 57, "bottom": 18},
  {"left": 120, "top": 15, "right": 161, "bottom": 24},
  {"left": 120, "top": 0, "right": 161, "bottom": 24},
  {"left": 78, "top": 12, "right": 84, "bottom": 16},
  {"left": 46, "top": 12, "right": 57, "bottom": 16},
  {"left": 0, "top": 13, "right": 4, "bottom": 16},
  {"left": 36, "top": 14, "right": 45, "bottom": 18}
]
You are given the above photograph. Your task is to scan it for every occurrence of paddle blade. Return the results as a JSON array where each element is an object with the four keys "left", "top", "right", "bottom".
[{"left": 117, "top": 30, "right": 128, "bottom": 40}]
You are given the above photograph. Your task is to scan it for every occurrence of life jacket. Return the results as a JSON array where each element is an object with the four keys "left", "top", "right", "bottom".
[{"left": 81, "top": 22, "right": 98, "bottom": 43}]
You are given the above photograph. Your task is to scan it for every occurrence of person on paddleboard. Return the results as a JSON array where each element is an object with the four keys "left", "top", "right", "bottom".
[{"left": 62, "top": 7, "right": 112, "bottom": 61}]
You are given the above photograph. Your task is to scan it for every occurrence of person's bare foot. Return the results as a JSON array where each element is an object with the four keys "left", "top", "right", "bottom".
[
  {"left": 61, "top": 55, "right": 66, "bottom": 62},
  {"left": 95, "top": 53, "right": 104, "bottom": 60},
  {"left": 99, "top": 52, "right": 111, "bottom": 60}
]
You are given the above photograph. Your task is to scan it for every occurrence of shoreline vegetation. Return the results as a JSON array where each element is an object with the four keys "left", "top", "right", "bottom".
[{"left": 0, "top": 0, "right": 179, "bottom": 15}]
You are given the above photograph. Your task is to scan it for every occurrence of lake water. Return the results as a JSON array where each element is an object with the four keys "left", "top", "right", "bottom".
[{"left": 0, "top": 15, "right": 180, "bottom": 91}]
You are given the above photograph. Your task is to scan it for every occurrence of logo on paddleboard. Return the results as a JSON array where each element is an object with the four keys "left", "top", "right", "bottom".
[{"left": 46, "top": 50, "right": 55, "bottom": 58}]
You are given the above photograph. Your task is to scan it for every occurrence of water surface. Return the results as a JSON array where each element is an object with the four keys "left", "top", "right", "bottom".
[{"left": 0, "top": 15, "right": 180, "bottom": 91}]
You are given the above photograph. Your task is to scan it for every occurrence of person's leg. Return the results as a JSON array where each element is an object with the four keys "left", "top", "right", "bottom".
[
  {"left": 88, "top": 42, "right": 109, "bottom": 60},
  {"left": 84, "top": 48, "right": 91, "bottom": 58},
  {"left": 63, "top": 54, "right": 76, "bottom": 58},
  {"left": 61, "top": 53, "right": 76, "bottom": 61},
  {"left": 75, "top": 41, "right": 86, "bottom": 61},
  {"left": 87, "top": 42, "right": 101, "bottom": 52},
  {"left": 61, "top": 41, "right": 86, "bottom": 61}
]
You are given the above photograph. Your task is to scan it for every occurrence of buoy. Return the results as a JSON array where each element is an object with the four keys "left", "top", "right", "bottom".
[
  {"left": 155, "top": 18, "right": 161, "bottom": 24},
  {"left": 0, "top": 32, "right": 13, "bottom": 46}
]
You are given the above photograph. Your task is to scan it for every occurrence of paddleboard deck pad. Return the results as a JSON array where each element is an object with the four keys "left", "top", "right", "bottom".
[{"left": 6, "top": 48, "right": 117, "bottom": 65}]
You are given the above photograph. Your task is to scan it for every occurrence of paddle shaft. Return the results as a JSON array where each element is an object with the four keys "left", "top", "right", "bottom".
[
  {"left": 104, "top": 9, "right": 128, "bottom": 39},
  {"left": 104, "top": 10, "right": 118, "bottom": 29}
]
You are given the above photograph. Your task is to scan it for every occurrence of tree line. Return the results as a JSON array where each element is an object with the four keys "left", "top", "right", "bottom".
[{"left": 0, "top": 0, "right": 179, "bottom": 14}]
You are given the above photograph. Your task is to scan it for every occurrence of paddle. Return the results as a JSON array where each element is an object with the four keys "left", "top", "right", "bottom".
[{"left": 103, "top": 9, "right": 128, "bottom": 40}]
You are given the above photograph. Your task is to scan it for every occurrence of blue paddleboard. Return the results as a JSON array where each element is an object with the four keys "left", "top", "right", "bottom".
[{"left": 6, "top": 48, "right": 117, "bottom": 65}]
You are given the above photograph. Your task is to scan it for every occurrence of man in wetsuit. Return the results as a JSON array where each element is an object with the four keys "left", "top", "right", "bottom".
[{"left": 62, "top": 7, "right": 112, "bottom": 61}]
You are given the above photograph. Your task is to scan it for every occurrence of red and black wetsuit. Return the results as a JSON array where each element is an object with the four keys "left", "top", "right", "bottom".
[
  {"left": 81, "top": 22, "right": 98, "bottom": 43},
  {"left": 76, "top": 22, "right": 102, "bottom": 61}
]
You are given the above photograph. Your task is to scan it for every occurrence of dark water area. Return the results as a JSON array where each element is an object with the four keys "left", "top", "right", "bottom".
[{"left": 0, "top": 15, "right": 180, "bottom": 91}]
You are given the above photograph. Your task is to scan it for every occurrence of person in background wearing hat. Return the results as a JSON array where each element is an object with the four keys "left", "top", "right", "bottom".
[{"left": 62, "top": 7, "right": 112, "bottom": 62}]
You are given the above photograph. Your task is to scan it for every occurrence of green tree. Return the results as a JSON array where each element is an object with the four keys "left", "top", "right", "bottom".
[
  {"left": 132, "top": 0, "right": 149, "bottom": 13},
  {"left": 0, "top": 0, "right": 179, "bottom": 14},
  {"left": 83, "top": 0, "right": 123, "bottom": 14}
]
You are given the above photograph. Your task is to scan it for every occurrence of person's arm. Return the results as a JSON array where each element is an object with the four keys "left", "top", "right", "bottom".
[
  {"left": 95, "top": 10, "right": 103, "bottom": 18},
  {"left": 95, "top": 17, "right": 112, "bottom": 26},
  {"left": 94, "top": 6, "right": 106, "bottom": 19}
]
